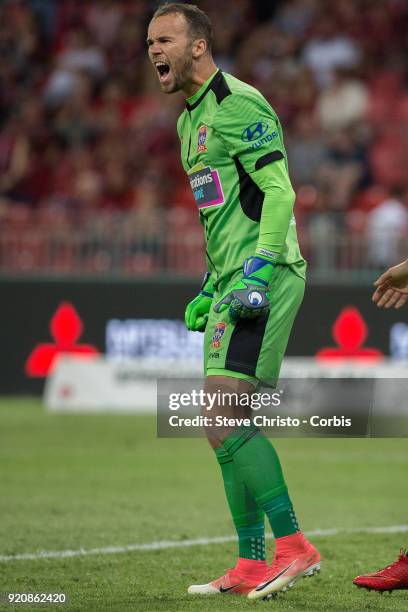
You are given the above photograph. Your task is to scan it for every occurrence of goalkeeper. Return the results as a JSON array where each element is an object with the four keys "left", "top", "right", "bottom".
[{"left": 148, "top": 3, "right": 320, "bottom": 601}]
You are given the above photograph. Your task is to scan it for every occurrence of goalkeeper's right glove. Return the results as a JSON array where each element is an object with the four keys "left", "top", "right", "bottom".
[
  {"left": 184, "top": 272, "right": 214, "bottom": 332},
  {"left": 213, "top": 256, "right": 275, "bottom": 321}
]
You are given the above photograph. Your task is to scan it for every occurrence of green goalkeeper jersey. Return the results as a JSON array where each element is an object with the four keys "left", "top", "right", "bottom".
[{"left": 177, "top": 69, "right": 306, "bottom": 292}]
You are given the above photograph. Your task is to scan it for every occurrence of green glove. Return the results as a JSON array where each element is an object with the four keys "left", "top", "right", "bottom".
[
  {"left": 185, "top": 272, "right": 214, "bottom": 332},
  {"left": 214, "top": 256, "right": 275, "bottom": 321}
]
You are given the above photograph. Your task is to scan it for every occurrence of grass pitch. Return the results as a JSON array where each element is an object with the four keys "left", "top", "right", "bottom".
[{"left": 0, "top": 398, "right": 407, "bottom": 611}]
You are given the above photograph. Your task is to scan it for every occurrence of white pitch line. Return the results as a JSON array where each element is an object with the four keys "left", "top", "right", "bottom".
[{"left": 1, "top": 525, "right": 407, "bottom": 563}]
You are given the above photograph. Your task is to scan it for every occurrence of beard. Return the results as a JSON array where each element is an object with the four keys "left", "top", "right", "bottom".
[{"left": 164, "top": 44, "right": 194, "bottom": 94}]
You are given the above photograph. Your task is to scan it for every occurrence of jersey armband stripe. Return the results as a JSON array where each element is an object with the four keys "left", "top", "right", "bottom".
[{"left": 255, "top": 150, "right": 284, "bottom": 171}]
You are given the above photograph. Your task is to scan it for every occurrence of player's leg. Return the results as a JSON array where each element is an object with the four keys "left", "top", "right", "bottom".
[
  {"left": 188, "top": 376, "right": 268, "bottom": 595},
  {"left": 206, "top": 265, "right": 320, "bottom": 600},
  {"left": 244, "top": 266, "right": 320, "bottom": 599},
  {"left": 219, "top": 415, "right": 320, "bottom": 601},
  {"left": 208, "top": 381, "right": 267, "bottom": 570},
  {"left": 189, "top": 367, "right": 319, "bottom": 598}
]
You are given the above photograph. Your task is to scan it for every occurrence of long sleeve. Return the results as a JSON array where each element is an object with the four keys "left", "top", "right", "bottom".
[
  {"left": 251, "top": 159, "right": 295, "bottom": 259},
  {"left": 212, "top": 90, "right": 295, "bottom": 261}
]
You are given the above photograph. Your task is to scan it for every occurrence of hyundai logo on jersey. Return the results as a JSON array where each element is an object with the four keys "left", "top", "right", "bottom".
[{"left": 241, "top": 121, "right": 269, "bottom": 142}]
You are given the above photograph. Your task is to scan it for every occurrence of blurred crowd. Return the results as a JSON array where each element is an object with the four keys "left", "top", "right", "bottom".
[{"left": 1, "top": 0, "right": 408, "bottom": 273}]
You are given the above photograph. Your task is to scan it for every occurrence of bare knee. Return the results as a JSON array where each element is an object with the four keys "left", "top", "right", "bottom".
[{"left": 202, "top": 375, "right": 256, "bottom": 445}]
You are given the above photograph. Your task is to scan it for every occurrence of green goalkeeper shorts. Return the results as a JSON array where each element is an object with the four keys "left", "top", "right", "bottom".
[{"left": 204, "top": 264, "right": 305, "bottom": 387}]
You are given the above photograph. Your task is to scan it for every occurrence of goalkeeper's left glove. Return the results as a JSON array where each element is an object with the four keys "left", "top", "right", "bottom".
[
  {"left": 184, "top": 272, "right": 214, "bottom": 332},
  {"left": 214, "top": 256, "right": 275, "bottom": 321}
]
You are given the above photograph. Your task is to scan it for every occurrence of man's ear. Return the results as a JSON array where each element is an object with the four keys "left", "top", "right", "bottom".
[{"left": 192, "top": 38, "right": 207, "bottom": 60}]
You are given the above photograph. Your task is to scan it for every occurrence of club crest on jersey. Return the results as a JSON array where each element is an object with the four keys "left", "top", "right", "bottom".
[
  {"left": 212, "top": 322, "right": 227, "bottom": 348},
  {"left": 197, "top": 125, "right": 208, "bottom": 152}
]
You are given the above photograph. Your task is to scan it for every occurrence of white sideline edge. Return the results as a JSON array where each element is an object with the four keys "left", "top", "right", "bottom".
[{"left": 1, "top": 525, "right": 407, "bottom": 563}]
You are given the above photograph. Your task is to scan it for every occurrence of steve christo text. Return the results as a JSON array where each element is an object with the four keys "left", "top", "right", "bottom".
[{"left": 167, "top": 415, "right": 353, "bottom": 428}]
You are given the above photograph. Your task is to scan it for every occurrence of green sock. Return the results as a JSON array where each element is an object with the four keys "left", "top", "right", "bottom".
[
  {"left": 263, "top": 492, "right": 299, "bottom": 538},
  {"left": 222, "top": 425, "right": 300, "bottom": 538},
  {"left": 236, "top": 523, "right": 266, "bottom": 560},
  {"left": 215, "top": 447, "right": 266, "bottom": 560}
]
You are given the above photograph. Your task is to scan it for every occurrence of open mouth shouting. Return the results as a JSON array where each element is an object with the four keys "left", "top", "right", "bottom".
[{"left": 155, "top": 60, "right": 171, "bottom": 85}]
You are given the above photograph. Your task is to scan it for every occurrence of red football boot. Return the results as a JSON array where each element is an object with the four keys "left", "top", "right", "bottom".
[
  {"left": 353, "top": 549, "right": 408, "bottom": 593},
  {"left": 188, "top": 558, "right": 267, "bottom": 596},
  {"left": 248, "top": 535, "right": 321, "bottom": 600}
]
